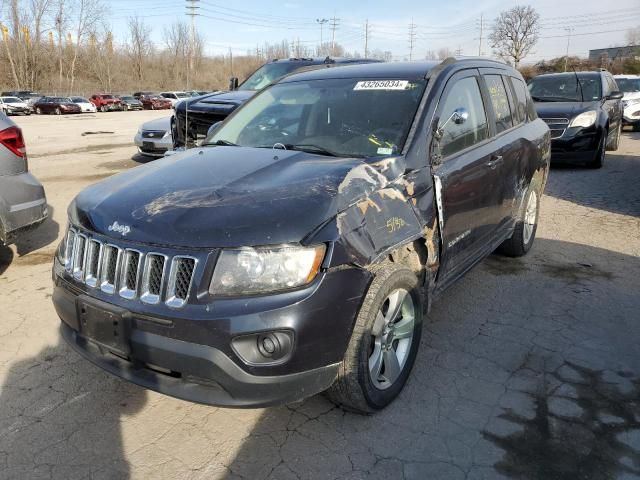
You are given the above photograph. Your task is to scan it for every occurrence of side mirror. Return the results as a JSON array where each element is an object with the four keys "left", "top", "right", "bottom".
[
  {"left": 207, "top": 121, "right": 223, "bottom": 138},
  {"left": 606, "top": 91, "right": 624, "bottom": 101},
  {"left": 229, "top": 77, "right": 239, "bottom": 91},
  {"left": 434, "top": 107, "right": 469, "bottom": 140}
]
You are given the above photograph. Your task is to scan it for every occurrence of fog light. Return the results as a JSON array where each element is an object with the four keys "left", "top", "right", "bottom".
[{"left": 232, "top": 330, "right": 294, "bottom": 365}]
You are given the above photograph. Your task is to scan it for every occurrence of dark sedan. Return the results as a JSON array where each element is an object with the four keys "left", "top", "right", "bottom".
[
  {"left": 33, "top": 97, "right": 82, "bottom": 115},
  {"left": 118, "top": 95, "right": 143, "bottom": 111},
  {"left": 529, "top": 70, "right": 623, "bottom": 168}
]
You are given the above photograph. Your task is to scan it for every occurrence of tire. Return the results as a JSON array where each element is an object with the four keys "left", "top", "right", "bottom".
[
  {"left": 499, "top": 186, "right": 540, "bottom": 257},
  {"left": 151, "top": 104, "right": 155, "bottom": 110},
  {"left": 608, "top": 123, "right": 621, "bottom": 151},
  {"left": 589, "top": 131, "right": 606, "bottom": 169},
  {"left": 327, "top": 262, "right": 423, "bottom": 414},
  {"left": 55, "top": 107, "right": 61, "bottom": 115},
  {"left": 123, "top": 104, "right": 129, "bottom": 111},
  {"left": 35, "top": 107, "right": 41, "bottom": 114}
]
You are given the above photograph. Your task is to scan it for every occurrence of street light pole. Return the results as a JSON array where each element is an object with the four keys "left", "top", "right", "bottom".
[{"left": 316, "top": 18, "right": 328, "bottom": 54}]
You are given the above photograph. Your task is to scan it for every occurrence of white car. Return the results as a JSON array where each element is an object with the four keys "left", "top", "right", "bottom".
[
  {"left": 0, "top": 96, "right": 31, "bottom": 115},
  {"left": 134, "top": 116, "right": 173, "bottom": 157},
  {"left": 70, "top": 96, "right": 97, "bottom": 113},
  {"left": 614, "top": 75, "right": 640, "bottom": 131},
  {"left": 159, "top": 91, "right": 190, "bottom": 106}
]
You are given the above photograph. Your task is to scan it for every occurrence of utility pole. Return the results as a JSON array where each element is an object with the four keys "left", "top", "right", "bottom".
[
  {"left": 478, "top": 13, "right": 483, "bottom": 56},
  {"left": 329, "top": 14, "right": 340, "bottom": 55},
  {"left": 316, "top": 18, "right": 328, "bottom": 54},
  {"left": 564, "top": 27, "right": 574, "bottom": 72},
  {"left": 455, "top": 46, "right": 463, "bottom": 56},
  {"left": 185, "top": 0, "right": 200, "bottom": 89},
  {"left": 364, "top": 19, "right": 370, "bottom": 58},
  {"left": 408, "top": 18, "right": 417, "bottom": 61}
]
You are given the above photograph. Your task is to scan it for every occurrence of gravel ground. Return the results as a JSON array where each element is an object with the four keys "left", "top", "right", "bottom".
[{"left": 1, "top": 112, "right": 639, "bottom": 480}]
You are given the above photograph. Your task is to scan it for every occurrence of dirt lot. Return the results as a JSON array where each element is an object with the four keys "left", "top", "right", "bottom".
[{"left": 1, "top": 112, "right": 640, "bottom": 480}]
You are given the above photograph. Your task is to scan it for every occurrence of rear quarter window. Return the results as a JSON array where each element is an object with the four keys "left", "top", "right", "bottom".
[
  {"left": 509, "top": 77, "right": 529, "bottom": 124},
  {"left": 485, "top": 75, "right": 513, "bottom": 133}
]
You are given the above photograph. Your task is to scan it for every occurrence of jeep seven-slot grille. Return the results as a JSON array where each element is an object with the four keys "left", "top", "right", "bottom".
[{"left": 63, "top": 228, "right": 197, "bottom": 308}]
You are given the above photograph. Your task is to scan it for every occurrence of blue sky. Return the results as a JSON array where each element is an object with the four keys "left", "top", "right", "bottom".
[{"left": 108, "top": 0, "right": 640, "bottom": 63}]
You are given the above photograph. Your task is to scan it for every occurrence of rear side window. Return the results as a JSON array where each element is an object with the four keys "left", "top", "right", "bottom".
[
  {"left": 485, "top": 75, "right": 513, "bottom": 133},
  {"left": 438, "top": 76, "right": 489, "bottom": 158},
  {"left": 510, "top": 77, "right": 529, "bottom": 124}
]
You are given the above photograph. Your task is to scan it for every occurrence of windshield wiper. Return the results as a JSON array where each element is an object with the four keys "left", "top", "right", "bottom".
[
  {"left": 255, "top": 143, "right": 342, "bottom": 157},
  {"left": 531, "top": 95, "right": 577, "bottom": 103},
  {"left": 202, "top": 139, "right": 237, "bottom": 147}
]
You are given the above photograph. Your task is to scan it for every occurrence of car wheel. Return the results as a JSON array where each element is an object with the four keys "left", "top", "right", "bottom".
[
  {"left": 499, "top": 186, "right": 540, "bottom": 257},
  {"left": 35, "top": 107, "right": 42, "bottom": 114},
  {"left": 327, "top": 262, "right": 423, "bottom": 413},
  {"left": 55, "top": 107, "right": 61, "bottom": 115},
  {"left": 608, "top": 123, "right": 621, "bottom": 151},
  {"left": 589, "top": 131, "right": 606, "bottom": 169},
  {"left": 123, "top": 104, "right": 129, "bottom": 111},
  {"left": 151, "top": 104, "right": 155, "bottom": 110}
]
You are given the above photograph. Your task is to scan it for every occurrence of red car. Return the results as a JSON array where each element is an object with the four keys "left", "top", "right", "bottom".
[
  {"left": 90, "top": 94, "right": 122, "bottom": 112},
  {"left": 140, "top": 95, "right": 172, "bottom": 110},
  {"left": 33, "top": 97, "right": 81, "bottom": 115}
]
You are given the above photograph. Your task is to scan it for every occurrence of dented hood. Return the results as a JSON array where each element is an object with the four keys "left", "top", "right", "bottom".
[{"left": 70, "top": 146, "right": 387, "bottom": 248}]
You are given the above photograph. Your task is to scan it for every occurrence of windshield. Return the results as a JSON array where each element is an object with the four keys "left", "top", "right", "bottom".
[
  {"left": 528, "top": 75, "right": 602, "bottom": 102},
  {"left": 176, "top": 92, "right": 189, "bottom": 98},
  {"left": 616, "top": 78, "right": 640, "bottom": 93},
  {"left": 207, "top": 78, "right": 427, "bottom": 158},
  {"left": 102, "top": 95, "right": 114, "bottom": 99},
  {"left": 120, "top": 96, "right": 135, "bottom": 101},
  {"left": 71, "top": 97, "right": 87, "bottom": 102},
  {"left": 53, "top": 97, "right": 71, "bottom": 103},
  {"left": 239, "top": 62, "right": 310, "bottom": 91},
  {"left": 2, "top": 97, "right": 22, "bottom": 103}
]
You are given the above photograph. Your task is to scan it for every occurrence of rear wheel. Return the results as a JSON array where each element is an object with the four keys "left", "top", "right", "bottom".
[
  {"left": 499, "top": 186, "right": 539, "bottom": 257},
  {"left": 327, "top": 262, "right": 423, "bottom": 413}
]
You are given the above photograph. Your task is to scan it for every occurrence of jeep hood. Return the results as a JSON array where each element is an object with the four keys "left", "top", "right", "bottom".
[
  {"left": 182, "top": 90, "right": 255, "bottom": 115},
  {"left": 533, "top": 101, "right": 599, "bottom": 118},
  {"left": 70, "top": 146, "right": 389, "bottom": 248}
]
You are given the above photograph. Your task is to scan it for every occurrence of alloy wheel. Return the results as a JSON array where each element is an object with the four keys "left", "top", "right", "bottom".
[
  {"left": 369, "top": 288, "right": 416, "bottom": 390},
  {"left": 523, "top": 190, "right": 538, "bottom": 245}
]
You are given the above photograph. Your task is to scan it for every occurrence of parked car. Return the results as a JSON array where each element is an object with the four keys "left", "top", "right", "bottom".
[
  {"left": 133, "top": 91, "right": 156, "bottom": 99},
  {"left": 90, "top": 94, "right": 122, "bottom": 112},
  {"left": 118, "top": 95, "right": 143, "bottom": 111},
  {"left": 528, "top": 70, "right": 623, "bottom": 168},
  {"left": 614, "top": 74, "right": 640, "bottom": 131},
  {"left": 140, "top": 94, "right": 172, "bottom": 110},
  {"left": 172, "top": 57, "right": 381, "bottom": 147},
  {"left": 134, "top": 116, "right": 172, "bottom": 156},
  {"left": 52, "top": 59, "right": 550, "bottom": 413},
  {"left": 1, "top": 90, "right": 41, "bottom": 102},
  {"left": 0, "top": 111, "right": 47, "bottom": 245},
  {"left": 160, "top": 91, "right": 190, "bottom": 106},
  {"left": 70, "top": 96, "right": 97, "bottom": 113},
  {"left": 33, "top": 97, "right": 82, "bottom": 115},
  {"left": 0, "top": 96, "right": 31, "bottom": 115}
]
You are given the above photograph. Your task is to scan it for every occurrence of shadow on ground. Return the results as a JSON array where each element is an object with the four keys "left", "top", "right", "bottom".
[
  {"left": 0, "top": 205, "right": 59, "bottom": 276},
  {"left": 218, "top": 238, "right": 640, "bottom": 480},
  {"left": 545, "top": 131, "right": 640, "bottom": 218}
]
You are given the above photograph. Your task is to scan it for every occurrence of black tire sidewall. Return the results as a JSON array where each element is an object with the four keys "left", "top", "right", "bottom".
[
  {"left": 521, "top": 188, "right": 539, "bottom": 253},
  {"left": 356, "top": 267, "right": 423, "bottom": 410}
]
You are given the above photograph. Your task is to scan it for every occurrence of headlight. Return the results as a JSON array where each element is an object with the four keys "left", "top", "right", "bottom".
[
  {"left": 209, "top": 244, "right": 326, "bottom": 295},
  {"left": 569, "top": 110, "right": 597, "bottom": 128},
  {"left": 623, "top": 98, "right": 640, "bottom": 108}
]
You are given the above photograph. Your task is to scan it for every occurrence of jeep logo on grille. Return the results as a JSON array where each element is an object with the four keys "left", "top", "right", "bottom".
[{"left": 108, "top": 221, "right": 131, "bottom": 236}]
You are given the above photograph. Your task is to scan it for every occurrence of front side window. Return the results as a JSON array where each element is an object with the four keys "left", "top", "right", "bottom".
[
  {"left": 528, "top": 75, "right": 602, "bottom": 102},
  {"left": 438, "top": 76, "right": 489, "bottom": 158},
  {"left": 485, "top": 75, "right": 513, "bottom": 133},
  {"left": 208, "top": 78, "right": 427, "bottom": 158}
]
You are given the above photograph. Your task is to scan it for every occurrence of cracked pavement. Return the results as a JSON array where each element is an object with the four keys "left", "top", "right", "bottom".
[{"left": 1, "top": 113, "right": 639, "bottom": 479}]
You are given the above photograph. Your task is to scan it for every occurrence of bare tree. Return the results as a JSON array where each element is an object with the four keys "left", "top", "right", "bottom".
[
  {"left": 163, "top": 21, "right": 189, "bottom": 86},
  {"left": 437, "top": 47, "right": 453, "bottom": 60},
  {"left": 489, "top": 5, "right": 540, "bottom": 67},
  {"left": 67, "top": 0, "right": 102, "bottom": 94},
  {"left": 126, "top": 15, "right": 152, "bottom": 86},
  {"left": 626, "top": 26, "right": 640, "bottom": 46}
]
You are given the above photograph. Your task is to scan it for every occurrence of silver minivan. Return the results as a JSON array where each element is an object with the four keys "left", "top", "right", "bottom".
[{"left": 0, "top": 112, "right": 47, "bottom": 245}]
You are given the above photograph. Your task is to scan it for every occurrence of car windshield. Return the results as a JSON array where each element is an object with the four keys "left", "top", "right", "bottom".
[
  {"left": 53, "top": 97, "right": 71, "bottom": 102},
  {"left": 207, "top": 78, "right": 427, "bottom": 158},
  {"left": 71, "top": 97, "right": 87, "bottom": 102},
  {"left": 176, "top": 92, "right": 189, "bottom": 98},
  {"left": 616, "top": 78, "right": 640, "bottom": 93},
  {"left": 528, "top": 75, "right": 602, "bottom": 102},
  {"left": 102, "top": 95, "right": 114, "bottom": 99},
  {"left": 121, "top": 96, "right": 135, "bottom": 101},
  {"left": 2, "top": 97, "right": 22, "bottom": 103},
  {"left": 238, "top": 62, "right": 311, "bottom": 91}
]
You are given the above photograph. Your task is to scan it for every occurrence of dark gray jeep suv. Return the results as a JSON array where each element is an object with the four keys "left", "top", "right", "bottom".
[{"left": 53, "top": 59, "right": 550, "bottom": 413}]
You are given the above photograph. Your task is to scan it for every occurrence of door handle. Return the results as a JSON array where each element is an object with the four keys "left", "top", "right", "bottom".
[{"left": 487, "top": 155, "right": 503, "bottom": 169}]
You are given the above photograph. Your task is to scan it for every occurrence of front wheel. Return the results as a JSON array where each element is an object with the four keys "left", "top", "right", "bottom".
[
  {"left": 499, "top": 186, "right": 539, "bottom": 257},
  {"left": 55, "top": 107, "right": 61, "bottom": 115},
  {"left": 608, "top": 123, "right": 621, "bottom": 151},
  {"left": 589, "top": 131, "right": 606, "bottom": 169},
  {"left": 35, "top": 107, "right": 42, "bottom": 114},
  {"left": 327, "top": 262, "right": 423, "bottom": 413}
]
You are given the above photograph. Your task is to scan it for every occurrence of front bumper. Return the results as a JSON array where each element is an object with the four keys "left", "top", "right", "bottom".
[
  {"left": 550, "top": 127, "right": 601, "bottom": 164},
  {"left": 134, "top": 132, "right": 173, "bottom": 157},
  {"left": 52, "top": 251, "right": 370, "bottom": 407},
  {"left": 0, "top": 172, "right": 47, "bottom": 244},
  {"left": 4, "top": 106, "right": 30, "bottom": 115}
]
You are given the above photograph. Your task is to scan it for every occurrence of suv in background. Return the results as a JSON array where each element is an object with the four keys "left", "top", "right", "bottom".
[
  {"left": 1, "top": 90, "right": 41, "bottom": 102},
  {"left": 614, "top": 75, "right": 640, "bottom": 131},
  {"left": 528, "top": 70, "right": 623, "bottom": 168},
  {"left": 172, "top": 57, "right": 381, "bottom": 147},
  {"left": 53, "top": 59, "right": 550, "bottom": 413},
  {"left": 0, "top": 112, "right": 47, "bottom": 245},
  {"left": 90, "top": 94, "right": 122, "bottom": 112}
]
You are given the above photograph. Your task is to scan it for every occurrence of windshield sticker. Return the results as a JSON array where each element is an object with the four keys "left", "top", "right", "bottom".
[
  {"left": 354, "top": 80, "right": 410, "bottom": 91},
  {"left": 377, "top": 147, "right": 393, "bottom": 155}
]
